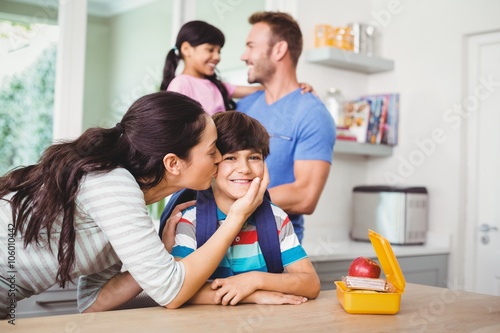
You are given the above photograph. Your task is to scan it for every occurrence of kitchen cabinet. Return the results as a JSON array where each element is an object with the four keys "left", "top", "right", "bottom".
[
  {"left": 307, "top": 46, "right": 395, "bottom": 157},
  {"left": 15, "top": 283, "right": 78, "bottom": 318},
  {"left": 313, "top": 254, "right": 449, "bottom": 291}
]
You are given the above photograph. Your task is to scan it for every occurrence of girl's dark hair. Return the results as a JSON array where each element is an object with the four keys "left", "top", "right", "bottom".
[
  {"left": 212, "top": 111, "right": 270, "bottom": 158},
  {"left": 0, "top": 91, "right": 207, "bottom": 288},
  {"left": 160, "top": 20, "right": 236, "bottom": 110}
]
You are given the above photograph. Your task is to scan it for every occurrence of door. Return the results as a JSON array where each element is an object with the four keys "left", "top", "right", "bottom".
[{"left": 465, "top": 31, "right": 500, "bottom": 295}]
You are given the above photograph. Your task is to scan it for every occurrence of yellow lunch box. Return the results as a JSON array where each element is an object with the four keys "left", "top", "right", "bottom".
[{"left": 334, "top": 229, "right": 406, "bottom": 314}]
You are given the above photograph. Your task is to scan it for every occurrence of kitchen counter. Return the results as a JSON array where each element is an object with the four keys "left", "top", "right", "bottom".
[
  {"left": 3, "top": 283, "right": 499, "bottom": 332},
  {"left": 302, "top": 232, "right": 450, "bottom": 262}
]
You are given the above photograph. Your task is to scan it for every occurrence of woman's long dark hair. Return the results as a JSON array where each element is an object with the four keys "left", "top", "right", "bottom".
[
  {"left": 0, "top": 91, "right": 207, "bottom": 287},
  {"left": 160, "top": 20, "right": 236, "bottom": 110}
]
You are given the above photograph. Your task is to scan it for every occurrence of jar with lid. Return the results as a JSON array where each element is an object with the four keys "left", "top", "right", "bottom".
[
  {"left": 332, "top": 26, "right": 353, "bottom": 51},
  {"left": 324, "top": 88, "right": 345, "bottom": 127},
  {"left": 314, "top": 24, "right": 333, "bottom": 48},
  {"left": 348, "top": 23, "right": 376, "bottom": 56}
]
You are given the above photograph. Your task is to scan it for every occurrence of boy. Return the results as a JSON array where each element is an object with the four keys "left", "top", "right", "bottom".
[{"left": 171, "top": 111, "right": 320, "bottom": 306}]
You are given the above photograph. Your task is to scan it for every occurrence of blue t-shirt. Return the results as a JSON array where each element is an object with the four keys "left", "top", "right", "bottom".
[{"left": 237, "top": 89, "right": 336, "bottom": 241}]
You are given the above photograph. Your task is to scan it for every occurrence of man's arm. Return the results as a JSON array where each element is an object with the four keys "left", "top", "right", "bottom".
[{"left": 268, "top": 160, "right": 330, "bottom": 215}]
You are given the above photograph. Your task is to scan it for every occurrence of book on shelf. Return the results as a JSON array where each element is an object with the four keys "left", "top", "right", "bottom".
[
  {"left": 335, "top": 126, "right": 358, "bottom": 142},
  {"left": 341, "top": 99, "right": 370, "bottom": 143},
  {"left": 340, "top": 93, "right": 399, "bottom": 146}
]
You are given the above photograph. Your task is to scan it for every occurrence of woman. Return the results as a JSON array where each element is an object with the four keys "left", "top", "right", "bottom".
[{"left": 0, "top": 91, "right": 268, "bottom": 319}]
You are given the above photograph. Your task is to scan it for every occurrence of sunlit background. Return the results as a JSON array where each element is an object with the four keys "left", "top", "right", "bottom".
[{"left": 0, "top": 21, "right": 59, "bottom": 175}]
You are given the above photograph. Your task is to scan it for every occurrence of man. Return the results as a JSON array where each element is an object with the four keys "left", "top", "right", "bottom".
[{"left": 237, "top": 11, "right": 336, "bottom": 243}]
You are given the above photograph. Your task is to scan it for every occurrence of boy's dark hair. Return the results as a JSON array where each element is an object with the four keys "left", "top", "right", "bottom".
[
  {"left": 212, "top": 111, "right": 270, "bottom": 158},
  {"left": 160, "top": 20, "right": 236, "bottom": 110},
  {"left": 249, "top": 11, "right": 303, "bottom": 67}
]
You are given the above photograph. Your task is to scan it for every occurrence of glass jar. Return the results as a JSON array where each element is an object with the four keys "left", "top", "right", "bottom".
[
  {"left": 348, "top": 23, "right": 376, "bottom": 56},
  {"left": 315, "top": 24, "right": 333, "bottom": 48},
  {"left": 325, "top": 88, "right": 345, "bottom": 127},
  {"left": 332, "top": 26, "right": 353, "bottom": 51}
]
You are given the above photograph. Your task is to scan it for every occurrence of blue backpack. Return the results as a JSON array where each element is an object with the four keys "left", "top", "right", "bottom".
[{"left": 158, "top": 188, "right": 284, "bottom": 273}]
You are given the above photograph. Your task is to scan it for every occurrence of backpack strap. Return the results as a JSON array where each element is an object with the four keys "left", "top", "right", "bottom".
[
  {"left": 254, "top": 192, "right": 284, "bottom": 273},
  {"left": 159, "top": 188, "right": 284, "bottom": 274},
  {"left": 194, "top": 188, "right": 218, "bottom": 247},
  {"left": 158, "top": 189, "right": 196, "bottom": 238},
  {"left": 196, "top": 189, "right": 283, "bottom": 274},
  {"left": 195, "top": 188, "right": 234, "bottom": 279}
]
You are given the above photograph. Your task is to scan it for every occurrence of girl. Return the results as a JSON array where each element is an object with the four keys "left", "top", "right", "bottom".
[
  {"left": 161, "top": 21, "right": 313, "bottom": 115},
  {"left": 0, "top": 91, "right": 269, "bottom": 318}
]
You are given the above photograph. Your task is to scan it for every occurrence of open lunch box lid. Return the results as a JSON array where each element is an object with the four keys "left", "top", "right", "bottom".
[{"left": 368, "top": 229, "right": 406, "bottom": 292}]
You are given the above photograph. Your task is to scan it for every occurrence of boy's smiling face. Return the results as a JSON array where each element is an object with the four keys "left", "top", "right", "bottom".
[{"left": 212, "top": 149, "right": 264, "bottom": 207}]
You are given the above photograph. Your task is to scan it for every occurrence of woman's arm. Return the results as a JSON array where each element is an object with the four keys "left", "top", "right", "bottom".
[
  {"left": 82, "top": 271, "right": 142, "bottom": 313},
  {"left": 84, "top": 168, "right": 269, "bottom": 312}
]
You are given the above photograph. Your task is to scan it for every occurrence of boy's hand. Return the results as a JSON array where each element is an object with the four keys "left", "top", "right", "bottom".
[{"left": 211, "top": 273, "right": 259, "bottom": 306}]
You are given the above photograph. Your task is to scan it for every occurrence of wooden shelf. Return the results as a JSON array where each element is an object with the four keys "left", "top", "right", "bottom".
[
  {"left": 334, "top": 140, "right": 393, "bottom": 157},
  {"left": 305, "top": 47, "right": 394, "bottom": 74}
]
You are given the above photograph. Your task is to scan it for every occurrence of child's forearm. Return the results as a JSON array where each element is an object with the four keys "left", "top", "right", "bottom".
[
  {"left": 232, "top": 85, "right": 263, "bottom": 99},
  {"left": 186, "top": 283, "right": 218, "bottom": 304},
  {"left": 251, "top": 270, "right": 321, "bottom": 300},
  {"left": 187, "top": 283, "right": 308, "bottom": 306}
]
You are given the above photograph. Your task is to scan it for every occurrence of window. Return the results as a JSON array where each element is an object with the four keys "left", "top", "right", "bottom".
[{"left": 0, "top": 20, "right": 59, "bottom": 175}]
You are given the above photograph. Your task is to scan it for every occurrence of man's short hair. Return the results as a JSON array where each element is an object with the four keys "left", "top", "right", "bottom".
[{"left": 249, "top": 11, "right": 303, "bottom": 67}]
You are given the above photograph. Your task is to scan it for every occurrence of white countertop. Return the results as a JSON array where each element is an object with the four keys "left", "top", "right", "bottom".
[{"left": 302, "top": 232, "right": 451, "bottom": 262}]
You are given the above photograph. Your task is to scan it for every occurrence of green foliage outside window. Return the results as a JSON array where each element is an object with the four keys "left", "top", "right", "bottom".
[{"left": 0, "top": 44, "right": 56, "bottom": 176}]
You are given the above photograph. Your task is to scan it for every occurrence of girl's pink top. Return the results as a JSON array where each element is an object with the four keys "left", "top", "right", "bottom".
[{"left": 167, "top": 74, "right": 236, "bottom": 115}]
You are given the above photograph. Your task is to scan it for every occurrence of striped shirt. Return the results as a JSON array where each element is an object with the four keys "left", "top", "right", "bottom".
[
  {"left": 171, "top": 204, "right": 307, "bottom": 277},
  {"left": 0, "top": 168, "right": 185, "bottom": 319}
]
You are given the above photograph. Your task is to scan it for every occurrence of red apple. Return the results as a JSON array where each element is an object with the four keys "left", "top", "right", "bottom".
[{"left": 348, "top": 256, "right": 381, "bottom": 278}]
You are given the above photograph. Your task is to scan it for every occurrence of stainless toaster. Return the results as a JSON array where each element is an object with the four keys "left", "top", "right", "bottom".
[{"left": 351, "top": 186, "right": 428, "bottom": 245}]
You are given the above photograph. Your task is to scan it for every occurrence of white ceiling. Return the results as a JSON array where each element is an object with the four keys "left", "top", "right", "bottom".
[{"left": 7, "top": 0, "right": 158, "bottom": 17}]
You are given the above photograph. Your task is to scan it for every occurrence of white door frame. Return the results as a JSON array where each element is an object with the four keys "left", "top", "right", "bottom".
[
  {"left": 463, "top": 30, "right": 500, "bottom": 292},
  {"left": 53, "top": 0, "right": 87, "bottom": 141}
]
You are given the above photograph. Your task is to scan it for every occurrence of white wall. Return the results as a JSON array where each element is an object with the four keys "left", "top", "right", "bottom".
[
  {"left": 294, "top": 0, "right": 500, "bottom": 286},
  {"left": 367, "top": 0, "right": 500, "bottom": 287},
  {"left": 107, "top": 0, "right": 174, "bottom": 124},
  {"left": 295, "top": 0, "right": 373, "bottom": 241},
  {"left": 192, "top": 0, "right": 265, "bottom": 72}
]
